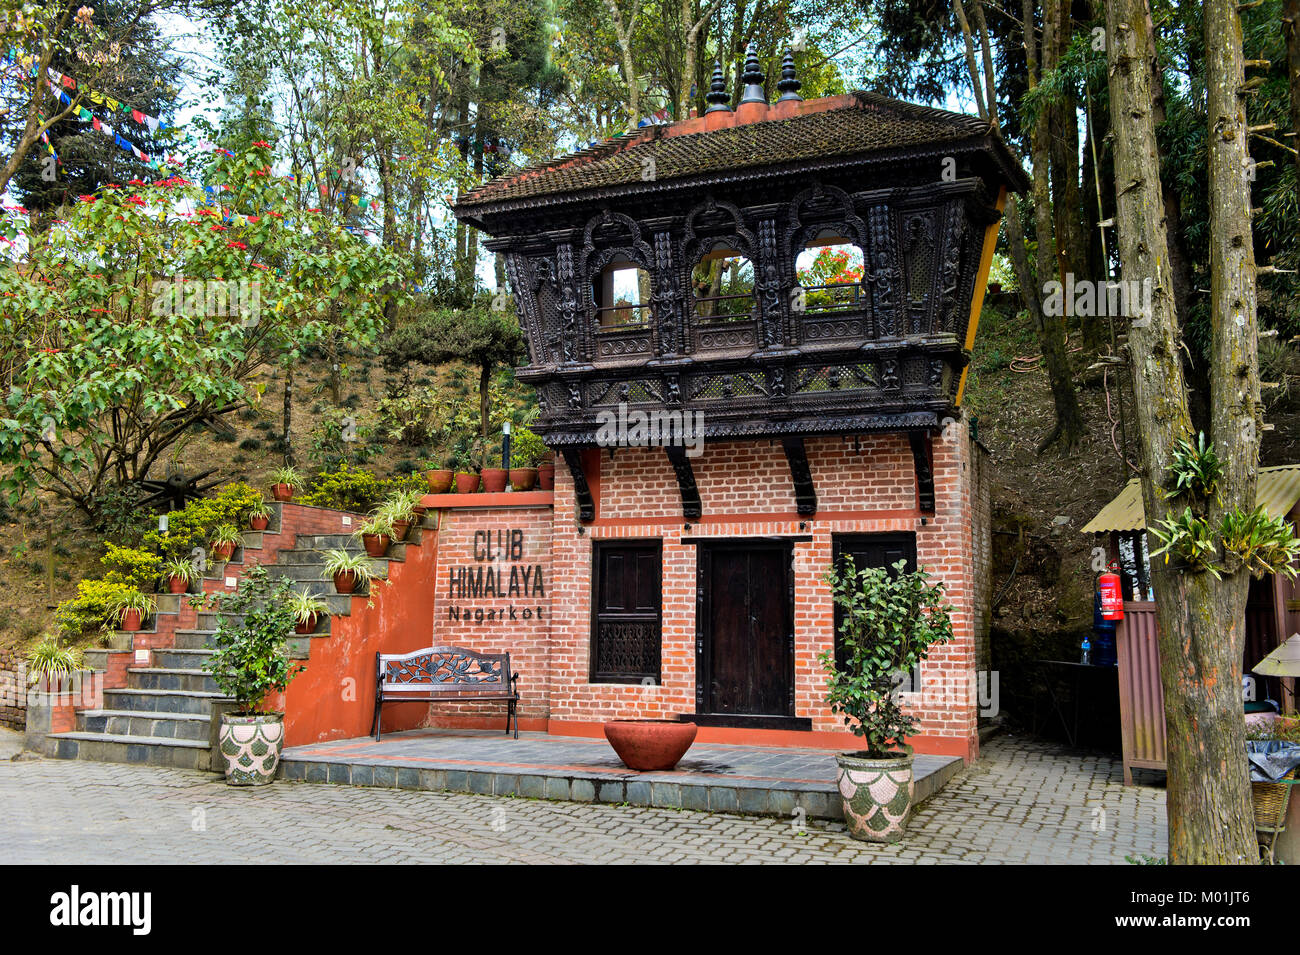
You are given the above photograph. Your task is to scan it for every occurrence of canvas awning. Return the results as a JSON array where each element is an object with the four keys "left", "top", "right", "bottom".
[{"left": 1081, "top": 464, "right": 1300, "bottom": 534}]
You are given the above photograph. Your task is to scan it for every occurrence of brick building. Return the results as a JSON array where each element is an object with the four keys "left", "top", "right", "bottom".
[{"left": 425, "top": 54, "right": 1020, "bottom": 762}]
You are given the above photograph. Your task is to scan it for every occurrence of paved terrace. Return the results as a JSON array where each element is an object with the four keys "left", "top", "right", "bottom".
[{"left": 0, "top": 728, "right": 1168, "bottom": 863}]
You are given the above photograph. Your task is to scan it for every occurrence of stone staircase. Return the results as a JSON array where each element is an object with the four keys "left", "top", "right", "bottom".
[{"left": 44, "top": 503, "right": 424, "bottom": 770}]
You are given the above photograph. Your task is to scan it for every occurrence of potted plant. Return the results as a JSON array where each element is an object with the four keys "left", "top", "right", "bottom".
[
  {"left": 106, "top": 589, "right": 156, "bottom": 633},
  {"left": 270, "top": 465, "right": 302, "bottom": 502},
  {"left": 423, "top": 457, "right": 454, "bottom": 495},
  {"left": 162, "top": 556, "right": 195, "bottom": 594},
  {"left": 203, "top": 566, "right": 302, "bottom": 786},
  {"left": 381, "top": 489, "right": 422, "bottom": 542},
  {"left": 321, "top": 548, "right": 379, "bottom": 595},
  {"left": 248, "top": 498, "right": 273, "bottom": 531},
  {"left": 356, "top": 512, "right": 394, "bottom": 557},
  {"left": 209, "top": 523, "right": 242, "bottom": 562},
  {"left": 451, "top": 439, "right": 482, "bottom": 494},
  {"left": 820, "top": 557, "right": 954, "bottom": 843},
  {"left": 287, "top": 589, "right": 329, "bottom": 635},
  {"left": 481, "top": 436, "right": 509, "bottom": 493},
  {"left": 512, "top": 425, "right": 550, "bottom": 490}
]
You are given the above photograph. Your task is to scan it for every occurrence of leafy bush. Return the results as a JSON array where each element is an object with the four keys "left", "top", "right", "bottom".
[
  {"left": 140, "top": 482, "right": 265, "bottom": 559},
  {"left": 100, "top": 543, "right": 163, "bottom": 591},
  {"left": 510, "top": 426, "right": 551, "bottom": 468},
  {"left": 203, "top": 566, "right": 302, "bottom": 714},
  {"left": 26, "top": 636, "right": 81, "bottom": 684},
  {"left": 300, "top": 465, "right": 422, "bottom": 512},
  {"left": 54, "top": 579, "right": 137, "bottom": 637},
  {"left": 308, "top": 408, "right": 382, "bottom": 470}
]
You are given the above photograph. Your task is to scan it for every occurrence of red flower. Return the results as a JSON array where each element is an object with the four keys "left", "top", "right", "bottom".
[
  {"left": 252, "top": 141, "right": 271, "bottom": 148},
  {"left": 266, "top": 211, "right": 284, "bottom": 219},
  {"left": 128, "top": 179, "right": 146, "bottom": 186},
  {"left": 196, "top": 208, "right": 218, "bottom": 216},
  {"left": 125, "top": 196, "right": 146, "bottom": 206},
  {"left": 246, "top": 215, "right": 260, "bottom": 222},
  {"left": 210, "top": 224, "right": 228, "bottom": 232},
  {"left": 226, "top": 241, "right": 248, "bottom": 250},
  {"left": 78, "top": 195, "right": 96, "bottom": 203}
]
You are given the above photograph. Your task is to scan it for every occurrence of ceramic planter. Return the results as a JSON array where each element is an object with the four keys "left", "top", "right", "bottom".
[
  {"left": 835, "top": 751, "right": 915, "bottom": 843},
  {"left": 166, "top": 576, "right": 188, "bottom": 595},
  {"left": 603, "top": 719, "right": 698, "bottom": 771},
  {"left": 537, "top": 464, "right": 555, "bottom": 490},
  {"left": 454, "top": 472, "right": 481, "bottom": 494},
  {"left": 249, "top": 514, "right": 270, "bottom": 531},
  {"left": 218, "top": 713, "right": 285, "bottom": 786},
  {"left": 210, "top": 540, "right": 236, "bottom": 562},
  {"left": 481, "top": 468, "right": 508, "bottom": 493},
  {"left": 294, "top": 613, "right": 318, "bottom": 635},
  {"left": 509, "top": 467, "right": 538, "bottom": 491},
  {"left": 120, "top": 609, "right": 143, "bottom": 632},
  {"left": 361, "top": 533, "right": 390, "bottom": 557},
  {"left": 333, "top": 570, "right": 360, "bottom": 594},
  {"left": 426, "top": 469, "right": 453, "bottom": 494},
  {"left": 271, "top": 483, "right": 294, "bottom": 502}
]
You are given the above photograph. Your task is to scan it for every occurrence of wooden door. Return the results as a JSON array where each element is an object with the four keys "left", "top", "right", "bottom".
[{"left": 697, "top": 542, "right": 793, "bottom": 718}]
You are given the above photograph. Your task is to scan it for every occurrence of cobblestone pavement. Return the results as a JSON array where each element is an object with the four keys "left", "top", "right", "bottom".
[{"left": 0, "top": 728, "right": 1167, "bottom": 863}]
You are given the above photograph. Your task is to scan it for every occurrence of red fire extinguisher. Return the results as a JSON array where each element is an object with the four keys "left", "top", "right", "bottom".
[{"left": 1099, "top": 562, "right": 1124, "bottom": 620}]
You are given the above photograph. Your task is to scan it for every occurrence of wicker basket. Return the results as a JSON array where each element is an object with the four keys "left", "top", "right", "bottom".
[{"left": 1252, "top": 768, "right": 1297, "bottom": 830}]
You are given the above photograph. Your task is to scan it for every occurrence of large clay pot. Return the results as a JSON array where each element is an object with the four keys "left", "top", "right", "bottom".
[
  {"left": 271, "top": 483, "right": 294, "bottom": 502},
  {"left": 361, "top": 533, "right": 390, "bottom": 557},
  {"left": 333, "top": 570, "right": 360, "bottom": 594},
  {"left": 537, "top": 464, "right": 555, "bottom": 490},
  {"left": 426, "top": 469, "right": 454, "bottom": 494},
  {"left": 481, "top": 468, "right": 508, "bottom": 493},
  {"left": 166, "top": 576, "right": 188, "bottom": 594},
  {"left": 391, "top": 518, "right": 412, "bottom": 542},
  {"left": 295, "top": 613, "right": 318, "bottom": 635},
  {"left": 835, "top": 751, "right": 915, "bottom": 843},
  {"left": 120, "top": 609, "right": 143, "bottom": 632},
  {"left": 509, "top": 467, "right": 537, "bottom": 491},
  {"left": 219, "top": 712, "right": 285, "bottom": 786},
  {"left": 603, "top": 719, "right": 698, "bottom": 771},
  {"left": 249, "top": 514, "right": 270, "bottom": 531},
  {"left": 454, "top": 472, "right": 480, "bottom": 494}
]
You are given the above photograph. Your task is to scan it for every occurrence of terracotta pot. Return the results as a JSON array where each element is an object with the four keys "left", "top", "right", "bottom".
[
  {"left": 481, "top": 468, "right": 508, "bottom": 493},
  {"left": 391, "top": 518, "right": 412, "bottom": 542},
  {"left": 333, "top": 570, "right": 359, "bottom": 594},
  {"left": 271, "top": 483, "right": 294, "bottom": 502},
  {"left": 603, "top": 719, "right": 698, "bottom": 771},
  {"left": 120, "top": 609, "right": 143, "bottom": 632},
  {"left": 454, "top": 472, "right": 481, "bottom": 494},
  {"left": 210, "top": 540, "right": 235, "bottom": 561},
  {"left": 835, "top": 751, "right": 915, "bottom": 843},
  {"left": 167, "top": 576, "right": 188, "bottom": 594},
  {"left": 537, "top": 463, "right": 555, "bottom": 490},
  {"left": 509, "top": 467, "right": 538, "bottom": 491},
  {"left": 294, "top": 613, "right": 318, "bottom": 635},
  {"left": 249, "top": 514, "right": 270, "bottom": 531},
  {"left": 219, "top": 713, "right": 285, "bottom": 786},
  {"left": 426, "top": 469, "right": 454, "bottom": 494},
  {"left": 361, "top": 533, "right": 390, "bottom": 557}
]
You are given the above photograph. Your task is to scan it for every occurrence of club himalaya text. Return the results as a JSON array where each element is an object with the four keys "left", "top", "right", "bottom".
[
  {"left": 446, "top": 528, "right": 545, "bottom": 624},
  {"left": 49, "top": 886, "right": 151, "bottom": 935}
]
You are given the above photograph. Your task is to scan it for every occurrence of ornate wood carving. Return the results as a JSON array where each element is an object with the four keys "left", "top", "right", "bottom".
[
  {"left": 561, "top": 448, "right": 595, "bottom": 522},
  {"left": 755, "top": 218, "right": 783, "bottom": 348},
  {"left": 664, "top": 445, "right": 702, "bottom": 519},
  {"left": 908, "top": 430, "right": 935, "bottom": 513},
  {"left": 781, "top": 436, "right": 817, "bottom": 516}
]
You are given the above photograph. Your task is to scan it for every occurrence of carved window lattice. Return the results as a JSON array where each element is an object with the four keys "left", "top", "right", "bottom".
[
  {"left": 904, "top": 212, "right": 936, "bottom": 331},
  {"left": 690, "top": 372, "right": 766, "bottom": 401},
  {"left": 795, "top": 362, "right": 878, "bottom": 394},
  {"left": 384, "top": 653, "right": 504, "bottom": 686},
  {"left": 593, "top": 622, "right": 661, "bottom": 682},
  {"left": 589, "top": 378, "right": 662, "bottom": 406}
]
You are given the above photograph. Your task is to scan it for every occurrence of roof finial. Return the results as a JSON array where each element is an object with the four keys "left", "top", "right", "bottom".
[
  {"left": 739, "top": 43, "right": 767, "bottom": 105},
  {"left": 705, "top": 61, "right": 731, "bottom": 113},
  {"left": 776, "top": 50, "right": 803, "bottom": 102}
]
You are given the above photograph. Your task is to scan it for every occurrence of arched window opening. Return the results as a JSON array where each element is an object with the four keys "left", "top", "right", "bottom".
[
  {"left": 594, "top": 259, "right": 652, "bottom": 328},
  {"left": 691, "top": 249, "right": 755, "bottom": 322},
  {"left": 795, "top": 235, "right": 865, "bottom": 313}
]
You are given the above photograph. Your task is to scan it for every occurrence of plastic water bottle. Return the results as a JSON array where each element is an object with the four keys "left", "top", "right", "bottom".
[{"left": 1080, "top": 637, "right": 1092, "bottom": 666}]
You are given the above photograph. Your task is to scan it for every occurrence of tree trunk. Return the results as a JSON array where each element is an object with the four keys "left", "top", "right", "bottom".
[
  {"left": 282, "top": 362, "right": 295, "bottom": 467},
  {"left": 1285, "top": 0, "right": 1300, "bottom": 206},
  {"left": 479, "top": 362, "right": 492, "bottom": 468},
  {"left": 1104, "top": 0, "right": 1259, "bottom": 865}
]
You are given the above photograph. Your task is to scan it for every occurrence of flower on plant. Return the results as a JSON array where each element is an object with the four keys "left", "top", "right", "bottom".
[
  {"left": 226, "top": 241, "right": 248, "bottom": 251},
  {"left": 125, "top": 196, "right": 146, "bottom": 206},
  {"left": 78, "top": 195, "right": 96, "bottom": 203},
  {"left": 210, "top": 225, "right": 228, "bottom": 232},
  {"left": 251, "top": 141, "right": 271, "bottom": 148}
]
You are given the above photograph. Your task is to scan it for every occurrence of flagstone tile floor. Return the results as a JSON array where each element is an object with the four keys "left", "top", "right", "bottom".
[{"left": 0, "top": 726, "right": 1168, "bottom": 863}]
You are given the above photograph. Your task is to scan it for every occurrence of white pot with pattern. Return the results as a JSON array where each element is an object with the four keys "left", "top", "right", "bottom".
[
  {"left": 835, "top": 751, "right": 916, "bottom": 842},
  {"left": 218, "top": 713, "right": 285, "bottom": 786}
]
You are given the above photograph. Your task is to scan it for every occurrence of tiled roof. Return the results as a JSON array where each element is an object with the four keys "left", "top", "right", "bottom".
[{"left": 455, "top": 91, "right": 1024, "bottom": 212}]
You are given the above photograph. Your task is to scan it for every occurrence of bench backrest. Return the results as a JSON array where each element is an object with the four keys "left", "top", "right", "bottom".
[{"left": 377, "top": 646, "right": 513, "bottom": 694}]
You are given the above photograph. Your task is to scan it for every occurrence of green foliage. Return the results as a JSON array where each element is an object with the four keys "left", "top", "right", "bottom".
[
  {"left": 321, "top": 548, "right": 380, "bottom": 581},
  {"left": 510, "top": 426, "right": 550, "bottom": 468},
  {"left": 203, "top": 566, "right": 302, "bottom": 714},
  {"left": 26, "top": 637, "right": 81, "bottom": 684},
  {"left": 1149, "top": 506, "right": 1224, "bottom": 578},
  {"left": 1219, "top": 507, "right": 1300, "bottom": 580},
  {"left": 105, "top": 589, "right": 157, "bottom": 624},
  {"left": 287, "top": 589, "right": 329, "bottom": 624},
  {"left": 99, "top": 543, "right": 163, "bottom": 591},
  {"left": 308, "top": 408, "right": 382, "bottom": 470},
  {"left": 210, "top": 523, "right": 243, "bottom": 547},
  {"left": 54, "top": 579, "right": 136, "bottom": 637},
  {"left": 1164, "top": 432, "right": 1222, "bottom": 502},
  {"left": 140, "top": 482, "right": 264, "bottom": 559},
  {"left": 819, "top": 558, "right": 954, "bottom": 758},
  {"left": 271, "top": 466, "right": 304, "bottom": 487},
  {"left": 300, "top": 464, "right": 423, "bottom": 512},
  {"left": 163, "top": 557, "right": 197, "bottom": 583}
]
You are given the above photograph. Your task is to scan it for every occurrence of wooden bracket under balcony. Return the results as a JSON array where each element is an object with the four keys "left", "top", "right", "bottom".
[
  {"left": 561, "top": 448, "right": 595, "bottom": 522},
  {"left": 908, "top": 431, "right": 936, "bottom": 513},
  {"left": 781, "top": 436, "right": 818, "bottom": 517},
  {"left": 664, "top": 445, "right": 703, "bottom": 520}
]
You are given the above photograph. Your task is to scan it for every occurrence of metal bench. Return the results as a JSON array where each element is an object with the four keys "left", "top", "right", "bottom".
[{"left": 373, "top": 646, "right": 520, "bottom": 741}]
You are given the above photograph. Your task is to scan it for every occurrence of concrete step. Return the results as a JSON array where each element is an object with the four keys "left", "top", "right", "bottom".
[
  {"left": 152, "top": 648, "right": 214, "bottom": 670},
  {"left": 77, "top": 709, "right": 211, "bottom": 742},
  {"left": 174, "top": 629, "right": 216, "bottom": 650},
  {"left": 102, "top": 687, "right": 228, "bottom": 715},
  {"left": 128, "top": 668, "right": 218, "bottom": 694},
  {"left": 267, "top": 561, "right": 388, "bottom": 582},
  {"left": 195, "top": 596, "right": 348, "bottom": 630},
  {"left": 48, "top": 732, "right": 211, "bottom": 770}
]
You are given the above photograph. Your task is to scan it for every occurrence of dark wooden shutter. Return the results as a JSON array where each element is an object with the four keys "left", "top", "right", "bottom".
[{"left": 591, "top": 540, "right": 663, "bottom": 683}]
